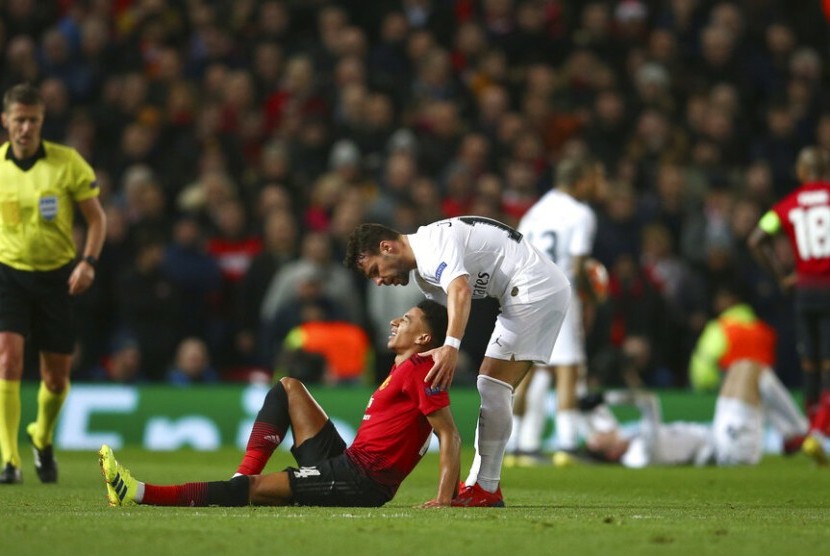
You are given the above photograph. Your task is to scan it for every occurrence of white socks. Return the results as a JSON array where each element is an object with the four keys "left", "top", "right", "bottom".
[
  {"left": 517, "top": 370, "right": 552, "bottom": 453},
  {"left": 465, "top": 375, "right": 513, "bottom": 493},
  {"left": 555, "top": 409, "right": 581, "bottom": 451},
  {"left": 759, "top": 370, "right": 808, "bottom": 438}
]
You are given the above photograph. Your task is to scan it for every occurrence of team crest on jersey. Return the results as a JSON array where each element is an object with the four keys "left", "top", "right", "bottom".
[
  {"left": 378, "top": 375, "right": 392, "bottom": 390},
  {"left": 39, "top": 196, "right": 58, "bottom": 221},
  {"left": 435, "top": 261, "right": 447, "bottom": 281}
]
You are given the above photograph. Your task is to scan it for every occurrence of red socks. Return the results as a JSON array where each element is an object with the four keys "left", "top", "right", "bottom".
[
  {"left": 143, "top": 482, "right": 209, "bottom": 506},
  {"left": 235, "top": 421, "right": 284, "bottom": 475}
]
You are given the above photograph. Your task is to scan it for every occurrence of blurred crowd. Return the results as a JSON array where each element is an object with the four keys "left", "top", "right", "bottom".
[{"left": 4, "top": 0, "right": 829, "bottom": 387}]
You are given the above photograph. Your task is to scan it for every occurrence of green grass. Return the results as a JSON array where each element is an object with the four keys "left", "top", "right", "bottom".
[{"left": 2, "top": 448, "right": 829, "bottom": 556}]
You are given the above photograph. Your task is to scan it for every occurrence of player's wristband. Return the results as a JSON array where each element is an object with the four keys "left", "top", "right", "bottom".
[{"left": 444, "top": 336, "right": 461, "bottom": 349}]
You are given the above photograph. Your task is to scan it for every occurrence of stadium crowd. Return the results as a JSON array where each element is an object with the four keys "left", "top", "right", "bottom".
[{"left": 3, "top": 0, "right": 829, "bottom": 388}]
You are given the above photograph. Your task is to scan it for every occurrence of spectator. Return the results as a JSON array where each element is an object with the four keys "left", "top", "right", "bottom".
[{"left": 167, "top": 337, "right": 219, "bottom": 386}]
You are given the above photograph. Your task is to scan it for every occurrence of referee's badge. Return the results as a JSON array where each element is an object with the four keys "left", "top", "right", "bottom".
[{"left": 39, "top": 195, "right": 58, "bottom": 221}]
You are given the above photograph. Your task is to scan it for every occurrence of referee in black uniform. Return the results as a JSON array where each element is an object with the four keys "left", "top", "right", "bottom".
[{"left": 0, "top": 83, "right": 106, "bottom": 484}]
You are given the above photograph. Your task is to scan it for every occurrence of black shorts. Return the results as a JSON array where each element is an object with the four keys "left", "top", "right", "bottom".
[
  {"left": 794, "top": 287, "right": 830, "bottom": 362},
  {"left": 286, "top": 420, "right": 392, "bottom": 507},
  {"left": 0, "top": 261, "right": 74, "bottom": 353}
]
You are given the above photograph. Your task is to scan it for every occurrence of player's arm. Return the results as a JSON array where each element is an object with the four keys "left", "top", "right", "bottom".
[
  {"left": 424, "top": 275, "right": 471, "bottom": 390},
  {"left": 748, "top": 212, "right": 794, "bottom": 292},
  {"left": 69, "top": 196, "right": 106, "bottom": 295},
  {"left": 421, "top": 406, "right": 461, "bottom": 508}
]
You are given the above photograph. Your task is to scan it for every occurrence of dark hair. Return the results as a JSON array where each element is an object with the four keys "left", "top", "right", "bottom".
[
  {"left": 343, "top": 223, "right": 401, "bottom": 271},
  {"left": 3, "top": 83, "right": 43, "bottom": 112},
  {"left": 555, "top": 155, "right": 599, "bottom": 188},
  {"left": 417, "top": 299, "right": 448, "bottom": 348}
]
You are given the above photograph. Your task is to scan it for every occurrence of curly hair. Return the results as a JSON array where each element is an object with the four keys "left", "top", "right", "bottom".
[{"left": 343, "top": 223, "right": 402, "bottom": 271}]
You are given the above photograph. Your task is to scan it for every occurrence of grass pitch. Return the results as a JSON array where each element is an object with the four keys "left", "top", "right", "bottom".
[{"left": 1, "top": 448, "right": 828, "bottom": 556}]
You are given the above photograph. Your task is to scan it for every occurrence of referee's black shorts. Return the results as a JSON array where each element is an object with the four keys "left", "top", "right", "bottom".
[
  {"left": 0, "top": 261, "right": 75, "bottom": 354},
  {"left": 286, "top": 420, "right": 392, "bottom": 507}
]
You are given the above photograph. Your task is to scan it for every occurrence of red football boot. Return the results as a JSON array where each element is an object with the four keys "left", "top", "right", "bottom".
[{"left": 451, "top": 482, "right": 505, "bottom": 507}]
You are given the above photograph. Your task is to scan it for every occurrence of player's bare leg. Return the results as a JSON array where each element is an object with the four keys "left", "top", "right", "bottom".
[{"left": 247, "top": 472, "right": 294, "bottom": 505}]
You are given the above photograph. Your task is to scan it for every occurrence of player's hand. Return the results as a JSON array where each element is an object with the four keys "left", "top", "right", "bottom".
[
  {"left": 778, "top": 273, "right": 797, "bottom": 293},
  {"left": 68, "top": 260, "right": 95, "bottom": 295},
  {"left": 422, "top": 345, "right": 459, "bottom": 391},
  {"left": 419, "top": 498, "right": 451, "bottom": 508}
]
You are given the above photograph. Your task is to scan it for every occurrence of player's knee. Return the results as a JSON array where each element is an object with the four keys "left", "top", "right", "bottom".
[
  {"left": 41, "top": 374, "right": 69, "bottom": 393},
  {"left": 279, "top": 376, "right": 302, "bottom": 392}
]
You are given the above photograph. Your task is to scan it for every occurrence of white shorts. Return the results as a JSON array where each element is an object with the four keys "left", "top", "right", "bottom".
[
  {"left": 712, "top": 397, "right": 763, "bottom": 466},
  {"left": 547, "top": 295, "right": 585, "bottom": 365},
  {"left": 484, "top": 258, "right": 571, "bottom": 364}
]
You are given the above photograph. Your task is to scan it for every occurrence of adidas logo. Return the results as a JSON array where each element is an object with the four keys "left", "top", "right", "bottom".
[{"left": 264, "top": 434, "right": 281, "bottom": 444}]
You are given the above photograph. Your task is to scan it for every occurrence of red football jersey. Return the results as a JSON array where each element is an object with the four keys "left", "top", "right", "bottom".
[
  {"left": 772, "top": 180, "right": 830, "bottom": 287},
  {"left": 345, "top": 353, "right": 449, "bottom": 493}
]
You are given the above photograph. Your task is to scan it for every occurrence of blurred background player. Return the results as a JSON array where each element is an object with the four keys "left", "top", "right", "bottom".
[
  {"left": 100, "top": 300, "right": 462, "bottom": 508},
  {"left": 749, "top": 146, "right": 830, "bottom": 460},
  {"left": 584, "top": 354, "right": 812, "bottom": 468},
  {"left": 688, "top": 281, "right": 820, "bottom": 463},
  {"left": 509, "top": 155, "right": 605, "bottom": 464},
  {"left": 0, "top": 84, "right": 105, "bottom": 484}
]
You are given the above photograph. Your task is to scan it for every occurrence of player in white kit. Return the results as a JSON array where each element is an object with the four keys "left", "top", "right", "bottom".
[
  {"left": 584, "top": 359, "right": 810, "bottom": 467},
  {"left": 510, "top": 156, "right": 604, "bottom": 462},
  {"left": 345, "top": 216, "right": 571, "bottom": 506}
]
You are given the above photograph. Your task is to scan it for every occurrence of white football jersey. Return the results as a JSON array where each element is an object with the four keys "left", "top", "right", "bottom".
[
  {"left": 406, "top": 216, "right": 568, "bottom": 305},
  {"left": 518, "top": 189, "right": 596, "bottom": 282},
  {"left": 622, "top": 422, "right": 715, "bottom": 468}
]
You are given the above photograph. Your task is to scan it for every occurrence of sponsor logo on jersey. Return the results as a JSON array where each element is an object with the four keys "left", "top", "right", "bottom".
[
  {"left": 472, "top": 272, "right": 490, "bottom": 297},
  {"left": 39, "top": 196, "right": 58, "bottom": 221},
  {"left": 435, "top": 261, "right": 447, "bottom": 281}
]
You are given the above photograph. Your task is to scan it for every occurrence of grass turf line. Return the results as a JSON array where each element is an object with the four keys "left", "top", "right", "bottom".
[{"left": 1, "top": 448, "right": 828, "bottom": 556}]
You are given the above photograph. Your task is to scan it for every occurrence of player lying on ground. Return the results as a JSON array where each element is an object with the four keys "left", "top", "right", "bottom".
[
  {"left": 583, "top": 361, "right": 817, "bottom": 467},
  {"left": 100, "top": 300, "right": 462, "bottom": 508}
]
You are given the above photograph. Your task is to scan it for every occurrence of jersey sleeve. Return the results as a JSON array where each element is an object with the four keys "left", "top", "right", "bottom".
[
  {"left": 68, "top": 150, "right": 99, "bottom": 202},
  {"left": 402, "top": 357, "right": 450, "bottom": 416},
  {"left": 758, "top": 210, "right": 781, "bottom": 235}
]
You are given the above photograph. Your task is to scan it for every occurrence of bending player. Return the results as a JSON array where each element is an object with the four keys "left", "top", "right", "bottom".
[
  {"left": 345, "top": 217, "right": 570, "bottom": 506},
  {"left": 100, "top": 300, "right": 462, "bottom": 508}
]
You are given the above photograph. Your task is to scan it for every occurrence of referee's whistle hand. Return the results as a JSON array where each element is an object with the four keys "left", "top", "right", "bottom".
[{"left": 68, "top": 262, "right": 95, "bottom": 295}]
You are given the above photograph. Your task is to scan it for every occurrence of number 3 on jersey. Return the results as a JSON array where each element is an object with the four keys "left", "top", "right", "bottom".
[
  {"left": 527, "top": 231, "right": 559, "bottom": 263},
  {"left": 789, "top": 206, "right": 830, "bottom": 260}
]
